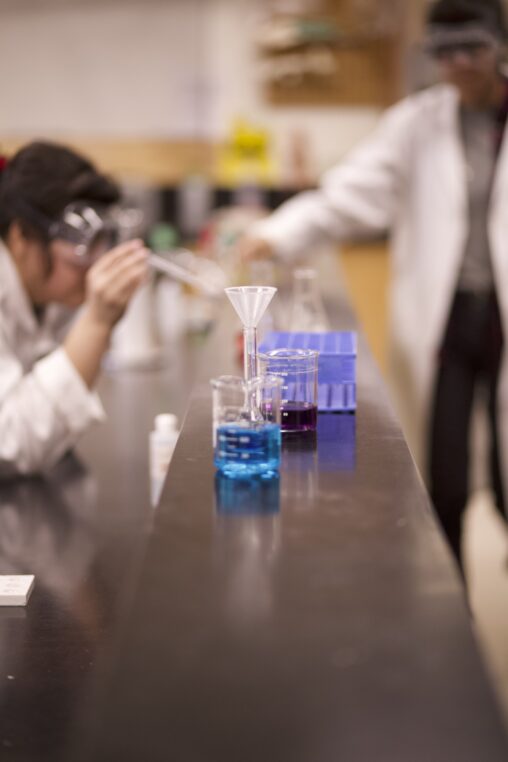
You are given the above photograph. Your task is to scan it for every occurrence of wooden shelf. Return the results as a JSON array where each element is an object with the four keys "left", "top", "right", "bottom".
[
  {"left": 264, "top": 38, "right": 398, "bottom": 107},
  {"left": 259, "top": 0, "right": 403, "bottom": 107}
]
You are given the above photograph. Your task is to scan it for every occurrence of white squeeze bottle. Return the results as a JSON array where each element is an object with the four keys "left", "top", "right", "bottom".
[{"left": 150, "top": 414, "right": 179, "bottom": 507}]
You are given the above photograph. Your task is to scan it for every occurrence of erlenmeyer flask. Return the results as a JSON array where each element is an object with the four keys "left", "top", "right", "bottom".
[{"left": 289, "top": 268, "right": 329, "bottom": 332}]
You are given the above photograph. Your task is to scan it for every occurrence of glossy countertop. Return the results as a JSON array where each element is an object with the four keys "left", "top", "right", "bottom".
[
  {"left": 0, "top": 334, "right": 203, "bottom": 761},
  {"left": 1, "top": 299, "right": 507, "bottom": 761}
]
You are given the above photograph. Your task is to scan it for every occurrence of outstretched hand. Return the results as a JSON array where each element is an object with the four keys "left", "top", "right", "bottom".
[{"left": 238, "top": 236, "right": 275, "bottom": 263}]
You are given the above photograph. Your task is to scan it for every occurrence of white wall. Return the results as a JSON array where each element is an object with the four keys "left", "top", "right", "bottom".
[
  {"left": 0, "top": 0, "right": 208, "bottom": 137},
  {"left": 0, "top": 0, "right": 383, "bottom": 177}
]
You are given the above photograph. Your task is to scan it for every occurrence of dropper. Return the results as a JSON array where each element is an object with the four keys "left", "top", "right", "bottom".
[{"left": 148, "top": 250, "right": 226, "bottom": 298}]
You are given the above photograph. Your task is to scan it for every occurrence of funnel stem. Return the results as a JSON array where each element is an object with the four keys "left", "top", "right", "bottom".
[{"left": 243, "top": 326, "right": 257, "bottom": 382}]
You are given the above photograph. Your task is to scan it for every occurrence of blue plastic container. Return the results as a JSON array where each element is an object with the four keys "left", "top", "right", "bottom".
[{"left": 259, "top": 332, "right": 357, "bottom": 413}]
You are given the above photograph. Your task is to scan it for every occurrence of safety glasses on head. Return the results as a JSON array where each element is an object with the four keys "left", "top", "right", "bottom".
[{"left": 424, "top": 23, "right": 501, "bottom": 60}]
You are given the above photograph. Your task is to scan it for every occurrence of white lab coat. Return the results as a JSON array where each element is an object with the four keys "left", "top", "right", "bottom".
[
  {"left": 0, "top": 242, "right": 104, "bottom": 476},
  {"left": 252, "top": 83, "right": 508, "bottom": 483}
]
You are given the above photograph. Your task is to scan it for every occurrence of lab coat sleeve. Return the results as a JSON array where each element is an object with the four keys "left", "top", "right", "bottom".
[
  {"left": 0, "top": 337, "right": 105, "bottom": 476},
  {"left": 250, "top": 97, "right": 415, "bottom": 259}
]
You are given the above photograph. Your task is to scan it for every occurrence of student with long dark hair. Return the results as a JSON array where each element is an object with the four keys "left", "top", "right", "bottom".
[{"left": 0, "top": 141, "right": 148, "bottom": 475}]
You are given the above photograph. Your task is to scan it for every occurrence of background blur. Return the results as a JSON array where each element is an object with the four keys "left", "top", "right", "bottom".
[
  {"left": 0, "top": 0, "right": 427, "bottom": 175},
  {"left": 0, "top": 0, "right": 431, "bottom": 370}
]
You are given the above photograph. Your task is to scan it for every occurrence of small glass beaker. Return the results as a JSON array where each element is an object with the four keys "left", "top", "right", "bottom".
[
  {"left": 259, "top": 349, "right": 319, "bottom": 433},
  {"left": 210, "top": 375, "right": 282, "bottom": 478}
]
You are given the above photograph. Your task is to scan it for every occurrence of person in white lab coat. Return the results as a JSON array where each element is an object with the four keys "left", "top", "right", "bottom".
[
  {"left": 244, "top": 0, "right": 508, "bottom": 568},
  {"left": 0, "top": 142, "right": 148, "bottom": 476}
]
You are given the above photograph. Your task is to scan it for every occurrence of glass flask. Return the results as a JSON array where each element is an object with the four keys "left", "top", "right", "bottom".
[{"left": 288, "top": 268, "right": 329, "bottom": 333}]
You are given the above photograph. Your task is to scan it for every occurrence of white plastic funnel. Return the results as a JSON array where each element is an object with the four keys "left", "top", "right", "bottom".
[
  {"left": 225, "top": 287, "right": 276, "bottom": 328},
  {"left": 225, "top": 286, "right": 277, "bottom": 382}
]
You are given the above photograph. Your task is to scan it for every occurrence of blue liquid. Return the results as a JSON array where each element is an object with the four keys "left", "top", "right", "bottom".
[
  {"left": 215, "top": 422, "right": 281, "bottom": 478},
  {"left": 215, "top": 472, "right": 280, "bottom": 514}
]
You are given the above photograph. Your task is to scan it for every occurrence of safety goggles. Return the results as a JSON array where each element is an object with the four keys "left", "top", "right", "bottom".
[
  {"left": 49, "top": 202, "right": 118, "bottom": 266},
  {"left": 15, "top": 198, "right": 228, "bottom": 295},
  {"left": 16, "top": 199, "right": 118, "bottom": 268},
  {"left": 424, "top": 24, "right": 500, "bottom": 61}
]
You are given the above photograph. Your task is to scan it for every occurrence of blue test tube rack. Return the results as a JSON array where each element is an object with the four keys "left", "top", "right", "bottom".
[{"left": 259, "top": 331, "right": 357, "bottom": 413}]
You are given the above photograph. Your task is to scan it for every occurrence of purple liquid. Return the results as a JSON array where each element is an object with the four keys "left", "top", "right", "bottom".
[{"left": 281, "top": 402, "right": 317, "bottom": 432}]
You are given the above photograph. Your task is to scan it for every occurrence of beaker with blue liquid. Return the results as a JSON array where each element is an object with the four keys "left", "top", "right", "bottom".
[{"left": 211, "top": 375, "right": 282, "bottom": 478}]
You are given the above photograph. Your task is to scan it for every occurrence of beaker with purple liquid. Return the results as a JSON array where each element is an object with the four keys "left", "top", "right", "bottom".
[{"left": 259, "top": 348, "right": 318, "bottom": 433}]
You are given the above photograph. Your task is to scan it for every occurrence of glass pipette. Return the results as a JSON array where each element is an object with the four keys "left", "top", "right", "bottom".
[{"left": 148, "top": 250, "right": 226, "bottom": 298}]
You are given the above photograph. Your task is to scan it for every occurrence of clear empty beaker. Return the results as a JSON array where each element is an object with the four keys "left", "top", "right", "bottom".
[
  {"left": 211, "top": 375, "right": 282, "bottom": 478},
  {"left": 259, "top": 349, "right": 318, "bottom": 433}
]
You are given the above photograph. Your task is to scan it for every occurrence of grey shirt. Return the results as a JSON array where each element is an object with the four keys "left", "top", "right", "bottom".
[{"left": 457, "top": 106, "right": 497, "bottom": 293}]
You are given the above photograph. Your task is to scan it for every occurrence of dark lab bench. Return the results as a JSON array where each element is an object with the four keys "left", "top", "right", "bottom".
[
  {"left": 78, "top": 306, "right": 508, "bottom": 761},
  {"left": 1, "top": 304, "right": 507, "bottom": 762}
]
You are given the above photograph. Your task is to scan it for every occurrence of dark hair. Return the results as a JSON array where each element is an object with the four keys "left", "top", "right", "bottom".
[
  {"left": 0, "top": 141, "right": 120, "bottom": 242},
  {"left": 427, "top": 0, "right": 508, "bottom": 40}
]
